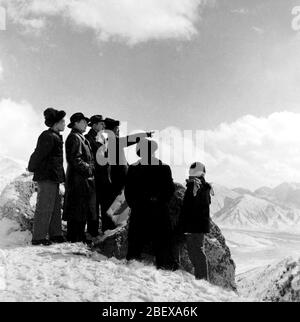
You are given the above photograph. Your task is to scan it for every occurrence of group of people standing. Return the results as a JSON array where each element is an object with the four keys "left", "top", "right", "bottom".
[{"left": 28, "top": 107, "right": 213, "bottom": 281}]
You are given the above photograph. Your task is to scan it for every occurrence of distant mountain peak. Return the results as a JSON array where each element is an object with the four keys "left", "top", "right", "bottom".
[
  {"left": 233, "top": 187, "right": 254, "bottom": 196},
  {"left": 211, "top": 183, "right": 300, "bottom": 232},
  {"left": 274, "top": 182, "right": 300, "bottom": 190}
]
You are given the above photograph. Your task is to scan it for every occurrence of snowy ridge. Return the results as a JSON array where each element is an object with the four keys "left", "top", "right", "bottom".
[
  {"left": 0, "top": 171, "right": 241, "bottom": 302},
  {"left": 0, "top": 243, "right": 242, "bottom": 302},
  {"left": 237, "top": 257, "right": 300, "bottom": 301},
  {"left": 213, "top": 194, "right": 300, "bottom": 232},
  {"left": 254, "top": 186, "right": 273, "bottom": 198},
  {"left": 260, "top": 182, "right": 300, "bottom": 210},
  {"left": 1, "top": 157, "right": 300, "bottom": 301},
  {"left": 210, "top": 184, "right": 240, "bottom": 215}
]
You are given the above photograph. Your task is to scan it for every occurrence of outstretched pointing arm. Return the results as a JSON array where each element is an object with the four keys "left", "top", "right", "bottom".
[{"left": 122, "top": 131, "right": 154, "bottom": 147}]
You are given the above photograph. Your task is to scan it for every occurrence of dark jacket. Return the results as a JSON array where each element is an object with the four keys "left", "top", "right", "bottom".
[
  {"left": 85, "top": 129, "right": 101, "bottom": 158},
  {"left": 85, "top": 129, "right": 111, "bottom": 187},
  {"left": 63, "top": 129, "right": 97, "bottom": 222},
  {"left": 124, "top": 157, "right": 175, "bottom": 209},
  {"left": 28, "top": 129, "right": 65, "bottom": 183},
  {"left": 180, "top": 179, "right": 211, "bottom": 234},
  {"left": 108, "top": 132, "right": 151, "bottom": 196}
]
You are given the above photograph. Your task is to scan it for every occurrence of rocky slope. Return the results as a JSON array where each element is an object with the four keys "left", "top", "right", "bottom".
[{"left": 0, "top": 172, "right": 36, "bottom": 232}]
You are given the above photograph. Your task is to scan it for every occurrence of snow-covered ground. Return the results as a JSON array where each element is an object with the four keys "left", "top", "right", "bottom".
[
  {"left": 0, "top": 206, "right": 242, "bottom": 302},
  {"left": 0, "top": 218, "right": 32, "bottom": 249},
  {"left": 0, "top": 242, "right": 242, "bottom": 302},
  {"left": 2, "top": 158, "right": 300, "bottom": 301}
]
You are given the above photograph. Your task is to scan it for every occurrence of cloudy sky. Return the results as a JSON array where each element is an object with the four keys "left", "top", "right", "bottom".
[{"left": 1, "top": 0, "right": 300, "bottom": 190}]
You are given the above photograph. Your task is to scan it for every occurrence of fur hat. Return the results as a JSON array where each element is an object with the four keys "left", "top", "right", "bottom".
[
  {"left": 189, "top": 162, "right": 206, "bottom": 177},
  {"left": 44, "top": 108, "right": 66, "bottom": 128}
]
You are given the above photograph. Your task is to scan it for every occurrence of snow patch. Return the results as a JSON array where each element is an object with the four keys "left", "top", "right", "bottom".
[
  {"left": 30, "top": 192, "right": 37, "bottom": 209},
  {"left": 0, "top": 243, "right": 243, "bottom": 302},
  {"left": 0, "top": 218, "right": 32, "bottom": 248}
]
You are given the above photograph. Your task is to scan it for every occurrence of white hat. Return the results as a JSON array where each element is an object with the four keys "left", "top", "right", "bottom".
[{"left": 189, "top": 162, "right": 206, "bottom": 177}]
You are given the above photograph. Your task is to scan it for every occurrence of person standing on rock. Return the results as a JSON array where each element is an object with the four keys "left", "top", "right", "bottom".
[
  {"left": 179, "top": 162, "right": 213, "bottom": 281},
  {"left": 63, "top": 113, "right": 97, "bottom": 243},
  {"left": 124, "top": 138, "right": 177, "bottom": 270},
  {"left": 97, "top": 118, "right": 153, "bottom": 232},
  {"left": 28, "top": 108, "right": 67, "bottom": 246},
  {"left": 85, "top": 115, "right": 107, "bottom": 238}
]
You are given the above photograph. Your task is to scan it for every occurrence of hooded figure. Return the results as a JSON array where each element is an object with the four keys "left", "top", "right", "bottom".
[
  {"left": 124, "top": 138, "right": 177, "bottom": 270},
  {"left": 28, "top": 108, "right": 66, "bottom": 246},
  {"left": 63, "top": 113, "right": 97, "bottom": 243},
  {"left": 179, "top": 161, "right": 213, "bottom": 281}
]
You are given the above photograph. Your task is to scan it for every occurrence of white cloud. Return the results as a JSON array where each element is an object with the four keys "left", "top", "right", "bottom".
[
  {"left": 203, "top": 112, "right": 300, "bottom": 190},
  {"left": 0, "top": 99, "right": 43, "bottom": 161},
  {"left": 0, "top": 0, "right": 210, "bottom": 44},
  {"left": 126, "top": 112, "right": 300, "bottom": 190}
]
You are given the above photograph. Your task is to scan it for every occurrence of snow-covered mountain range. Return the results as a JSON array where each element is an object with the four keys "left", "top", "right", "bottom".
[
  {"left": 211, "top": 183, "right": 300, "bottom": 232},
  {"left": 256, "top": 182, "right": 300, "bottom": 209}
]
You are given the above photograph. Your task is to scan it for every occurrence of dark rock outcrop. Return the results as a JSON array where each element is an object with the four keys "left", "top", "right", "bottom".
[
  {"left": 94, "top": 183, "right": 236, "bottom": 291},
  {"left": 0, "top": 173, "right": 36, "bottom": 232}
]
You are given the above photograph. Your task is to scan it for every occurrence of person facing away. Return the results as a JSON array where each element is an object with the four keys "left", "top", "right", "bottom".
[
  {"left": 62, "top": 112, "right": 97, "bottom": 243},
  {"left": 84, "top": 115, "right": 107, "bottom": 238},
  {"left": 124, "top": 138, "right": 177, "bottom": 270},
  {"left": 28, "top": 108, "right": 66, "bottom": 246},
  {"left": 180, "top": 162, "right": 213, "bottom": 281},
  {"left": 96, "top": 117, "right": 154, "bottom": 232}
]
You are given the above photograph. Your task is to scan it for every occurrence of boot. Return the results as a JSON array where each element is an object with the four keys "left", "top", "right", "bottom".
[{"left": 32, "top": 239, "right": 52, "bottom": 246}]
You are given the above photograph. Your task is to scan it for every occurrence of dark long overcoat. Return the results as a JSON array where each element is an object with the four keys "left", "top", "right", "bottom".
[
  {"left": 124, "top": 158, "right": 175, "bottom": 209},
  {"left": 124, "top": 157, "right": 176, "bottom": 268},
  {"left": 63, "top": 129, "right": 97, "bottom": 222}
]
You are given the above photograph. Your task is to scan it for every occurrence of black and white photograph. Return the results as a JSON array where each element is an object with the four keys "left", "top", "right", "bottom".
[{"left": 1, "top": 0, "right": 300, "bottom": 305}]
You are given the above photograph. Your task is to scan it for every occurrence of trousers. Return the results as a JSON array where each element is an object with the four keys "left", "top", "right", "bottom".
[
  {"left": 186, "top": 233, "right": 208, "bottom": 280},
  {"left": 33, "top": 181, "right": 62, "bottom": 240}
]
